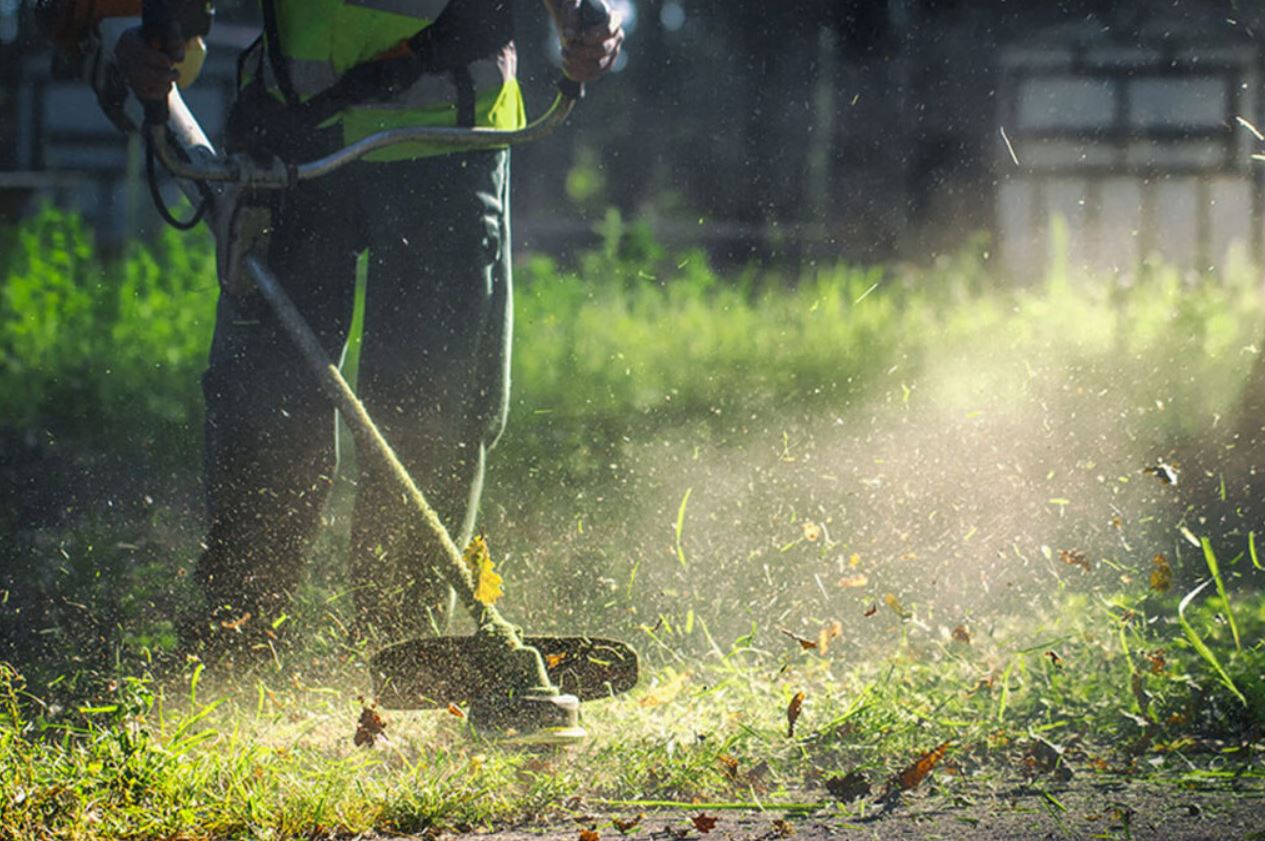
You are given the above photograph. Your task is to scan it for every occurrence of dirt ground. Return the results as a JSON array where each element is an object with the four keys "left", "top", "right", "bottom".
[{"left": 403, "top": 779, "right": 1265, "bottom": 841}]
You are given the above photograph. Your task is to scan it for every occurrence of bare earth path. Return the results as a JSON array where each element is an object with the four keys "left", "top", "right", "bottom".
[{"left": 389, "top": 779, "right": 1264, "bottom": 841}]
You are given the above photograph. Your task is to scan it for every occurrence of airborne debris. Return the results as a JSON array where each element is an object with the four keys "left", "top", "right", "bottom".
[
  {"left": 463, "top": 534, "right": 504, "bottom": 606},
  {"left": 786, "top": 691, "right": 806, "bottom": 737},
  {"left": 353, "top": 699, "right": 386, "bottom": 747},
  {"left": 1149, "top": 553, "right": 1173, "bottom": 592},
  {"left": 1059, "top": 548, "right": 1091, "bottom": 572},
  {"left": 779, "top": 628, "right": 818, "bottom": 650},
  {"left": 1144, "top": 461, "right": 1178, "bottom": 485}
]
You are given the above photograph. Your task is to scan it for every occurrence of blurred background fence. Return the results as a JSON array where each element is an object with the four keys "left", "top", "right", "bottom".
[{"left": 2, "top": 0, "right": 1265, "bottom": 273}]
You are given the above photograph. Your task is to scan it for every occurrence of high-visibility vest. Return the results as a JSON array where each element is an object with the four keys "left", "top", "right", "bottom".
[{"left": 253, "top": 0, "right": 526, "bottom": 160}]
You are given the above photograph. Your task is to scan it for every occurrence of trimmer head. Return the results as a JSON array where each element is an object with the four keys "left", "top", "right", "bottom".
[{"left": 371, "top": 635, "right": 639, "bottom": 710}]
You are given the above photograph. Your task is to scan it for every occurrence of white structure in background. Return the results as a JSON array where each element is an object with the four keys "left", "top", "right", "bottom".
[{"left": 997, "top": 19, "right": 1263, "bottom": 278}]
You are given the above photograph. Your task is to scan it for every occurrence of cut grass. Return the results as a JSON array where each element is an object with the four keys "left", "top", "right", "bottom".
[{"left": 1, "top": 582, "right": 1261, "bottom": 841}]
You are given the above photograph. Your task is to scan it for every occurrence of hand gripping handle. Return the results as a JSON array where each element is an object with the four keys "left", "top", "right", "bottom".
[
  {"left": 557, "top": 0, "right": 613, "bottom": 100},
  {"left": 140, "top": 0, "right": 176, "bottom": 125}
]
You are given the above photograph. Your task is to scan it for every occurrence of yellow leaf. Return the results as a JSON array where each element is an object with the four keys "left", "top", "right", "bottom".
[{"left": 464, "top": 535, "right": 504, "bottom": 606}]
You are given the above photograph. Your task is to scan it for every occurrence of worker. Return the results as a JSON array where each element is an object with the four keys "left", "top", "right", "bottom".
[{"left": 113, "top": 0, "right": 624, "bottom": 660}]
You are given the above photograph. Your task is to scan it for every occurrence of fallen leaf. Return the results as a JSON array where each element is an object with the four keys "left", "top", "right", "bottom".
[
  {"left": 691, "top": 813, "right": 718, "bottom": 834},
  {"left": 546, "top": 652, "right": 568, "bottom": 669},
  {"left": 786, "top": 691, "right": 805, "bottom": 737},
  {"left": 354, "top": 701, "right": 386, "bottom": 747},
  {"left": 447, "top": 703, "right": 465, "bottom": 718},
  {"left": 837, "top": 574, "right": 869, "bottom": 588},
  {"left": 817, "top": 620, "right": 842, "bottom": 655},
  {"left": 864, "top": 604, "right": 878, "bottom": 617},
  {"left": 825, "top": 770, "right": 870, "bottom": 802},
  {"left": 612, "top": 814, "right": 644, "bottom": 834},
  {"left": 779, "top": 628, "right": 817, "bottom": 650},
  {"left": 463, "top": 534, "right": 503, "bottom": 606},
  {"left": 579, "top": 830, "right": 600, "bottom": 841},
  {"left": 802, "top": 521, "right": 822, "bottom": 542},
  {"left": 1149, "top": 553, "right": 1172, "bottom": 592},
  {"left": 771, "top": 818, "right": 796, "bottom": 837},
  {"left": 897, "top": 742, "right": 949, "bottom": 790},
  {"left": 951, "top": 625, "right": 971, "bottom": 644},
  {"left": 1059, "top": 548, "right": 1091, "bottom": 572}
]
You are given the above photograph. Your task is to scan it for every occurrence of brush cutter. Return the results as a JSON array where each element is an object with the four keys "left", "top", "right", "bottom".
[{"left": 60, "top": 0, "right": 639, "bottom": 744}]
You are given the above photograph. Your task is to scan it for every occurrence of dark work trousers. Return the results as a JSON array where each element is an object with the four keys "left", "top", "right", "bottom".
[{"left": 196, "top": 148, "right": 512, "bottom": 644}]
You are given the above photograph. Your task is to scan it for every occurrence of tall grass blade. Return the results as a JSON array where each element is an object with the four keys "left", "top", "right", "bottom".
[
  {"left": 1200, "top": 537, "right": 1241, "bottom": 652},
  {"left": 1178, "top": 579, "right": 1246, "bottom": 706}
]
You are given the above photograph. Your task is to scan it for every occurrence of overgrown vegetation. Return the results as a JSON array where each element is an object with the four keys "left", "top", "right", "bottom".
[{"left": 1, "top": 208, "right": 1263, "bottom": 839}]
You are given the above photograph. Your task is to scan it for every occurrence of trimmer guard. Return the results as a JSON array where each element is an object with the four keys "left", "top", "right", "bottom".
[{"left": 371, "top": 635, "right": 640, "bottom": 709}]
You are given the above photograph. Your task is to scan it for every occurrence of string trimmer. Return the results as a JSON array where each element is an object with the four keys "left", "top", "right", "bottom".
[{"left": 48, "top": 0, "right": 639, "bottom": 744}]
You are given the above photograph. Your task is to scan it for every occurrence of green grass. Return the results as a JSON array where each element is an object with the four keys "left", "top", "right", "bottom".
[
  {"left": 0, "top": 582, "right": 1260, "bottom": 840},
  {"left": 2, "top": 208, "right": 1265, "bottom": 838}
]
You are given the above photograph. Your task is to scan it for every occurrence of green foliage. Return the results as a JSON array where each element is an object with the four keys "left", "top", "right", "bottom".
[{"left": 0, "top": 205, "right": 216, "bottom": 456}]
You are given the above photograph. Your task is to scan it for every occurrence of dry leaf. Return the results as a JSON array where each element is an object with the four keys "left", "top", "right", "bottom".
[
  {"left": 612, "top": 814, "right": 644, "bottom": 834},
  {"left": 546, "top": 652, "right": 568, "bottom": 669},
  {"left": 771, "top": 818, "right": 796, "bottom": 837},
  {"left": 779, "top": 628, "right": 817, "bottom": 650},
  {"left": 802, "top": 521, "right": 822, "bottom": 542},
  {"left": 1149, "top": 553, "right": 1172, "bottom": 592},
  {"left": 837, "top": 574, "right": 869, "bottom": 588},
  {"left": 354, "top": 701, "right": 386, "bottom": 747},
  {"left": 897, "top": 742, "right": 949, "bottom": 790},
  {"left": 447, "top": 703, "right": 465, "bottom": 718},
  {"left": 825, "top": 770, "right": 870, "bottom": 802},
  {"left": 786, "top": 691, "right": 806, "bottom": 737},
  {"left": 691, "top": 813, "right": 718, "bottom": 834},
  {"left": 951, "top": 625, "right": 971, "bottom": 644},
  {"left": 1144, "top": 649, "right": 1167, "bottom": 675},
  {"left": 817, "top": 620, "right": 843, "bottom": 655},
  {"left": 1059, "top": 548, "right": 1091, "bottom": 572},
  {"left": 864, "top": 604, "right": 878, "bottom": 617},
  {"left": 463, "top": 535, "right": 504, "bottom": 606},
  {"left": 579, "top": 830, "right": 600, "bottom": 841}
]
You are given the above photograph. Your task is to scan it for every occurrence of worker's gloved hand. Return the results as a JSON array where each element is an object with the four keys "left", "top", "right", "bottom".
[
  {"left": 115, "top": 25, "right": 185, "bottom": 103},
  {"left": 552, "top": 0, "right": 624, "bottom": 82}
]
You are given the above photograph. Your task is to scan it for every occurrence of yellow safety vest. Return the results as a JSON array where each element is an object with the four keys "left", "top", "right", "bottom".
[{"left": 255, "top": 0, "right": 526, "bottom": 160}]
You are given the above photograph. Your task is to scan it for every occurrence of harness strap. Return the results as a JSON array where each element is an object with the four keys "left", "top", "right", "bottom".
[
  {"left": 251, "top": 0, "right": 512, "bottom": 130},
  {"left": 261, "top": 0, "right": 300, "bottom": 107}
]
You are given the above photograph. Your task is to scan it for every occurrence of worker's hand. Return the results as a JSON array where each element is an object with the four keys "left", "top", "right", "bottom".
[
  {"left": 115, "top": 25, "right": 185, "bottom": 102},
  {"left": 551, "top": 0, "right": 624, "bottom": 82}
]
